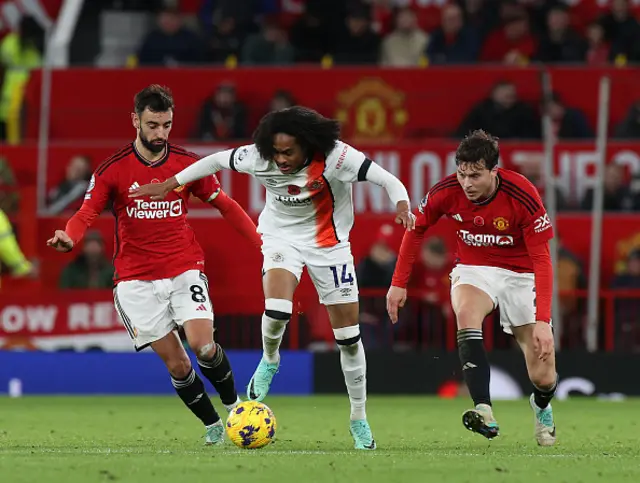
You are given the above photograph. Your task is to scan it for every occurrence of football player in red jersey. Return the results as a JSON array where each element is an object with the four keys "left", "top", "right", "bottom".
[
  {"left": 47, "top": 85, "right": 262, "bottom": 446},
  {"left": 387, "top": 130, "right": 557, "bottom": 446}
]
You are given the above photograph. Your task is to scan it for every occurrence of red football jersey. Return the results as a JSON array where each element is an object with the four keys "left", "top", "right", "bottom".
[
  {"left": 416, "top": 168, "right": 553, "bottom": 273},
  {"left": 82, "top": 142, "right": 221, "bottom": 283}
]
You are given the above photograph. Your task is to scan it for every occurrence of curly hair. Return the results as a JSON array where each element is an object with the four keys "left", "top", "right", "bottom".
[
  {"left": 455, "top": 130, "right": 500, "bottom": 170},
  {"left": 253, "top": 106, "right": 341, "bottom": 160}
]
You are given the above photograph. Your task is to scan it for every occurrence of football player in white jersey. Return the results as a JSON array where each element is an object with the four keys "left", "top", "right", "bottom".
[{"left": 131, "top": 107, "right": 415, "bottom": 450}]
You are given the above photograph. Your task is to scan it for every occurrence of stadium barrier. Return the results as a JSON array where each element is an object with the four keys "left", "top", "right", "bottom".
[
  {"left": 0, "top": 350, "right": 313, "bottom": 396},
  {"left": 1, "top": 350, "right": 638, "bottom": 398},
  {"left": 314, "top": 351, "right": 637, "bottom": 399}
]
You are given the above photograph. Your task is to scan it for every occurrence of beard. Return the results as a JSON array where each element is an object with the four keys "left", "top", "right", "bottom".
[{"left": 140, "top": 132, "right": 166, "bottom": 154}]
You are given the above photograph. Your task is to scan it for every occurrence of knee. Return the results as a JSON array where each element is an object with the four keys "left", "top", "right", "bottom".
[
  {"left": 455, "top": 306, "right": 484, "bottom": 330},
  {"left": 264, "top": 298, "right": 293, "bottom": 321},
  {"left": 191, "top": 340, "right": 217, "bottom": 360},
  {"left": 167, "top": 355, "right": 192, "bottom": 380},
  {"left": 333, "top": 325, "right": 361, "bottom": 355},
  {"left": 529, "top": 367, "right": 557, "bottom": 389}
]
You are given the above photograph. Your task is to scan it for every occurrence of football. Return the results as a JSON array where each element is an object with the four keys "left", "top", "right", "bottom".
[{"left": 226, "top": 401, "right": 277, "bottom": 449}]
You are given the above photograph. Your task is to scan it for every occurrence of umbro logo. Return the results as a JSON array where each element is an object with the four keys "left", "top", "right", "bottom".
[
  {"left": 453, "top": 214, "right": 463, "bottom": 222},
  {"left": 462, "top": 362, "right": 477, "bottom": 370}
]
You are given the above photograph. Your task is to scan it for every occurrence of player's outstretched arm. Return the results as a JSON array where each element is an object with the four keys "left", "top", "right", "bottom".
[
  {"left": 130, "top": 149, "right": 235, "bottom": 201},
  {"left": 363, "top": 162, "right": 415, "bottom": 230},
  {"left": 386, "top": 220, "right": 427, "bottom": 323},
  {"left": 210, "top": 190, "right": 262, "bottom": 249},
  {"left": 527, "top": 240, "right": 554, "bottom": 361}
]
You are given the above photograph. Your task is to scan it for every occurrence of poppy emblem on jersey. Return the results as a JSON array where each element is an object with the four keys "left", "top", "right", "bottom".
[
  {"left": 307, "top": 179, "right": 324, "bottom": 191},
  {"left": 493, "top": 217, "right": 509, "bottom": 231},
  {"left": 288, "top": 185, "right": 301, "bottom": 195},
  {"left": 473, "top": 216, "right": 485, "bottom": 227},
  {"left": 151, "top": 178, "right": 161, "bottom": 184}
]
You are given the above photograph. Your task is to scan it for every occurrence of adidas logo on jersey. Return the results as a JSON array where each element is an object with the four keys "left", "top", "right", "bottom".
[
  {"left": 129, "top": 182, "right": 140, "bottom": 192},
  {"left": 196, "top": 304, "right": 207, "bottom": 311},
  {"left": 453, "top": 214, "right": 463, "bottom": 222}
]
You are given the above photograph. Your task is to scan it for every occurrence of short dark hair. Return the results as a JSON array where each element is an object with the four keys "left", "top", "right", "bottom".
[
  {"left": 253, "top": 106, "right": 341, "bottom": 160},
  {"left": 134, "top": 85, "right": 174, "bottom": 116},
  {"left": 455, "top": 130, "right": 500, "bottom": 170}
]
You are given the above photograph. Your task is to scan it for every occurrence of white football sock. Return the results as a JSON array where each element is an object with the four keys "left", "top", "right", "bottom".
[
  {"left": 261, "top": 298, "right": 292, "bottom": 364},
  {"left": 334, "top": 325, "right": 367, "bottom": 421}
]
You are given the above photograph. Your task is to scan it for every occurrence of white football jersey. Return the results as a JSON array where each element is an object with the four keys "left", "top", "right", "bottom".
[{"left": 229, "top": 141, "right": 371, "bottom": 248}]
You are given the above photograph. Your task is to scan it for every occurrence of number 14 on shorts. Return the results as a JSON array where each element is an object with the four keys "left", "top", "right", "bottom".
[{"left": 330, "top": 264, "right": 354, "bottom": 288}]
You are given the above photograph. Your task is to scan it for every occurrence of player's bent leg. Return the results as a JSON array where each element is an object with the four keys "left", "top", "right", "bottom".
[
  {"left": 183, "top": 318, "right": 240, "bottom": 413},
  {"left": 247, "top": 268, "right": 298, "bottom": 401},
  {"left": 326, "top": 302, "right": 375, "bottom": 451},
  {"left": 451, "top": 283, "right": 499, "bottom": 439},
  {"left": 512, "top": 325, "right": 558, "bottom": 446},
  {"left": 151, "top": 331, "right": 224, "bottom": 445}
]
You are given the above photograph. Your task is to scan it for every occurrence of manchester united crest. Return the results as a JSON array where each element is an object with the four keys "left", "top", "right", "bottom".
[
  {"left": 335, "top": 78, "right": 407, "bottom": 142},
  {"left": 493, "top": 217, "right": 509, "bottom": 231}
]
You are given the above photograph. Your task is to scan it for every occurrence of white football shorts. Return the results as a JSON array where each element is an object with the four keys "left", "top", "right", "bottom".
[
  {"left": 449, "top": 264, "right": 551, "bottom": 335},
  {"left": 113, "top": 269, "right": 213, "bottom": 351},
  {"left": 261, "top": 235, "right": 359, "bottom": 305}
]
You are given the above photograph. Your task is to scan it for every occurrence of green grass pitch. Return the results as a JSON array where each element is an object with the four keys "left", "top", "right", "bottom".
[{"left": 1, "top": 396, "right": 639, "bottom": 482}]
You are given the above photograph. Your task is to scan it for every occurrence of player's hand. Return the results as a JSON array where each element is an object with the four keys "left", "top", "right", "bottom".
[
  {"left": 46, "top": 230, "right": 74, "bottom": 252},
  {"left": 395, "top": 201, "right": 416, "bottom": 231},
  {"left": 129, "top": 177, "right": 178, "bottom": 201},
  {"left": 532, "top": 321, "right": 554, "bottom": 362},
  {"left": 386, "top": 286, "right": 407, "bottom": 324}
]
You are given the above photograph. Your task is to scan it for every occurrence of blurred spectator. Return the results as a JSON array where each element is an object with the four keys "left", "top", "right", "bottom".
[
  {"left": 199, "top": 0, "right": 261, "bottom": 38},
  {"left": 356, "top": 224, "right": 397, "bottom": 289},
  {"left": 584, "top": 21, "right": 611, "bottom": 65},
  {"left": 455, "top": 81, "right": 540, "bottom": 139},
  {"left": 581, "top": 163, "right": 635, "bottom": 211},
  {"left": 196, "top": 83, "right": 247, "bottom": 141},
  {"left": 535, "top": 5, "right": 586, "bottom": 63},
  {"left": 289, "top": 5, "right": 329, "bottom": 63},
  {"left": 137, "top": 8, "right": 204, "bottom": 66},
  {"left": 0, "top": 208, "right": 33, "bottom": 280},
  {"left": 600, "top": 0, "right": 640, "bottom": 62},
  {"left": 426, "top": 4, "right": 479, "bottom": 64},
  {"left": 206, "top": 16, "right": 245, "bottom": 63},
  {"left": 611, "top": 249, "right": 640, "bottom": 352},
  {"left": 0, "top": 156, "right": 19, "bottom": 214},
  {"left": 458, "top": 0, "right": 498, "bottom": 42},
  {"left": 517, "top": 154, "right": 568, "bottom": 210},
  {"left": 380, "top": 8, "right": 428, "bottom": 67},
  {"left": 268, "top": 90, "right": 295, "bottom": 112},
  {"left": 541, "top": 93, "right": 593, "bottom": 140},
  {"left": 0, "top": 16, "right": 43, "bottom": 141},
  {"left": 480, "top": 10, "right": 536, "bottom": 64},
  {"left": 59, "top": 230, "right": 114, "bottom": 289},
  {"left": 525, "top": 0, "right": 564, "bottom": 36},
  {"left": 409, "top": 236, "right": 452, "bottom": 307},
  {"left": 331, "top": 6, "right": 381, "bottom": 65},
  {"left": 47, "top": 155, "right": 92, "bottom": 215},
  {"left": 614, "top": 101, "right": 640, "bottom": 139},
  {"left": 556, "top": 235, "right": 586, "bottom": 320},
  {"left": 241, "top": 21, "right": 295, "bottom": 65}
]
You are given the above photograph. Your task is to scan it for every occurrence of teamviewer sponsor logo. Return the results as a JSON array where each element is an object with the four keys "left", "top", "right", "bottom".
[
  {"left": 458, "top": 230, "right": 513, "bottom": 247},
  {"left": 127, "top": 199, "right": 183, "bottom": 219}
]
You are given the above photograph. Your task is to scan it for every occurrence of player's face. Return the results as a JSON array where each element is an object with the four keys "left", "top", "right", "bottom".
[
  {"left": 456, "top": 162, "right": 497, "bottom": 201},
  {"left": 272, "top": 133, "right": 305, "bottom": 174},
  {"left": 132, "top": 108, "right": 173, "bottom": 154}
]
